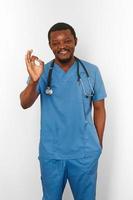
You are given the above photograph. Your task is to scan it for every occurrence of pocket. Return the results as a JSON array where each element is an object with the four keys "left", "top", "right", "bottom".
[
  {"left": 84, "top": 121, "right": 102, "bottom": 152},
  {"left": 78, "top": 74, "right": 94, "bottom": 123},
  {"left": 79, "top": 86, "right": 92, "bottom": 124},
  {"left": 39, "top": 159, "right": 57, "bottom": 179},
  {"left": 39, "top": 128, "right": 55, "bottom": 155},
  {"left": 80, "top": 71, "right": 95, "bottom": 96},
  {"left": 82, "top": 94, "right": 92, "bottom": 123}
]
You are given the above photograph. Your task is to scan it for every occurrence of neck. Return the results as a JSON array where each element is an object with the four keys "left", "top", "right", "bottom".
[{"left": 55, "top": 56, "right": 76, "bottom": 71}]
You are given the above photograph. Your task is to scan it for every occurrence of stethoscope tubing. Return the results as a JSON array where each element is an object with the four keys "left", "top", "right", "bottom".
[{"left": 45, "top": 57, "right": 94, "bottom": 97}]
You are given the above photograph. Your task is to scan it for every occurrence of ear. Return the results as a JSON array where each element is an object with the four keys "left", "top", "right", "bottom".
[{"left": 75, "top": 37, "right": 78, "bottom": 46}]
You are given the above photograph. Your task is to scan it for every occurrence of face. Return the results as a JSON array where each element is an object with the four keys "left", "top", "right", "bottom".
[{"left": 49, "top": 29, "right": 77, "bottom": 63}]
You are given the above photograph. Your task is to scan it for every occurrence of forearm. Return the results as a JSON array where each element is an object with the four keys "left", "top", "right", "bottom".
[
  {"left": 20, "top": 80, "right": 39, "bottom": 109},
  {"left": 93, "top": 107, "right": 106, "bottom": 146}
]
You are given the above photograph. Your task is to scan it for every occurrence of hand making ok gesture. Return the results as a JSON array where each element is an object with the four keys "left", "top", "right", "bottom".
[{"left": 25, "top": 49, "right": 44, "bottom": 82}]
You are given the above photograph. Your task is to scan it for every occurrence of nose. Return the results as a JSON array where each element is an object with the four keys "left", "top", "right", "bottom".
[{"left": 58, "top": 41, "right": 66, "bottom": 49}]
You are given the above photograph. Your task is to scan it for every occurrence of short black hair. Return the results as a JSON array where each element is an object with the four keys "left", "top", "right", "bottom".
[{"left": 48, "top": 22, "right": 77, "bottom": 42}]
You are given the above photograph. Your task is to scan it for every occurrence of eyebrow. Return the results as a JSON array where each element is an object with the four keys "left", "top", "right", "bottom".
[
  {"left": 51, "top": 37, "right": 72, "bottom": 42},
  {"left": 51, "top": 40, "right": 58, "bottom": 42}
]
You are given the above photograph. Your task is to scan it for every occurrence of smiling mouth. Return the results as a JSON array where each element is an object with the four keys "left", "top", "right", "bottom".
[{"left": 58, "top": 50, "right": 70, "bottom": 55}]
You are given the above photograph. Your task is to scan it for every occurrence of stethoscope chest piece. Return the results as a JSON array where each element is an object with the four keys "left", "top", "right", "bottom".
[
  {"left": 45, "top": 87, "right": 53, "bottom": 96},
  {"left": 45, "top": 57, "right": 94, "bottom": 97}
]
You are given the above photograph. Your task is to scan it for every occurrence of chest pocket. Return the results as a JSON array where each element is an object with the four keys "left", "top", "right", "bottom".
[
  {"left": 80, "top": 71, "right": 94, "bottom": 97},
  {"left": 79, "top": 71, "right": 95, "bottom": 124}
]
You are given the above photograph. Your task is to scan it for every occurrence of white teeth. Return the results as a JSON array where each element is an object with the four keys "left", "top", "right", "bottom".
[{"left": 59, "top": 51, "right": 68, "bottom": 54}]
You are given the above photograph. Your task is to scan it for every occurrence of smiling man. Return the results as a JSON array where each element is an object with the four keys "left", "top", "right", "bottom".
[{"left": 20, "top": 22, "right": 107, "bottom": 200}]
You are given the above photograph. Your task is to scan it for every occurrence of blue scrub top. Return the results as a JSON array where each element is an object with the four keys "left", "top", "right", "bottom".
[{"left": 31, "top": 58, "right": 107, "bottom": 159}]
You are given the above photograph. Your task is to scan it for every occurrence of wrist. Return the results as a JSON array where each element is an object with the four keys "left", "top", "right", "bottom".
[{"left": 29, "top": 77, "right": 39, "bottom": 85}]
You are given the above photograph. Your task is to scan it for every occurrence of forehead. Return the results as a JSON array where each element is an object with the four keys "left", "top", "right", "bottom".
[{"left": 50, "top": 29, "right": 74, "bottom": 40}]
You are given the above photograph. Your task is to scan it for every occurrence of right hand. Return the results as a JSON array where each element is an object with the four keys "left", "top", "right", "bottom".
[{"left": 25, "top": 49, "right": 44, "bottom": 83}]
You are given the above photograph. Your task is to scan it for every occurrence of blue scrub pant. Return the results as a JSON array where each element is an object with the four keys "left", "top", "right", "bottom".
[{"left": 38, "top": 154, "right": 100, "bottom": 200}]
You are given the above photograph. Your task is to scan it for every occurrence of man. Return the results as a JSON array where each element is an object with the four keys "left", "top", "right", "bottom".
[{"left": 20, "top": 22, "right": 107, "bottom": 200}]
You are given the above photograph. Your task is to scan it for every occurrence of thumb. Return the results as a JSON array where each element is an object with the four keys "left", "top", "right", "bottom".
[{"left": 38, "top": 58, "right": 44, "bottom": 66}]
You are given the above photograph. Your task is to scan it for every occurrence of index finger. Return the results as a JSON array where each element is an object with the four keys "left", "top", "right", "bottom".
[{"left": 26, "top": 49, "right": 33, "bottom": 63}]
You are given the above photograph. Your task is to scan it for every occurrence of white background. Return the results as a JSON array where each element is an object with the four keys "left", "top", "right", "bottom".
[{"left": 0, "top": 0, "right": 132, "bottom": 199}]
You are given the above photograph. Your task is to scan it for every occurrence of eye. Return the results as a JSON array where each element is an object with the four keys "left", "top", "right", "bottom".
[
  {"left": 65, "top": 39, "right": 72, "bottom": 44},
  {"left": 51, "top": 40, "right": 60, "bottom": 46},
  {"left": 52, "top": 42, "right": 58, "bottom": 46}
]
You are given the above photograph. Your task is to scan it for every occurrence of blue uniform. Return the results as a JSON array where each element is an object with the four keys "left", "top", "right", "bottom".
[{"left": 28, "top": 58, "right": 107, "bottom": 200}]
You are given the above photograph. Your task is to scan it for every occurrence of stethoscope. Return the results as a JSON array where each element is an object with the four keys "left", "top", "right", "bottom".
[{"left": 45, "top": 57, "right": 94, "bottom": 98}]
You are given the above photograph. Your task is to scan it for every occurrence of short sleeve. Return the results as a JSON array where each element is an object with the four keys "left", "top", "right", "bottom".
[{"left": 92, "top": 66, "right": 107, "bottom": 102}]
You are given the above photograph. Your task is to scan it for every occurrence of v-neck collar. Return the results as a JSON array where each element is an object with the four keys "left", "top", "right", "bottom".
[
  {"left": 53, "top": 60, "right": 77, "bottom": 82},
  {"left": 54, "top": 60, "right": 76, "bottom": 73}
]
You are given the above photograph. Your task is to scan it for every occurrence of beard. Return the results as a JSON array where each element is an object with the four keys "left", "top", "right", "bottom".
[{"left": 57, "top": 54, "right": 73, "bottom": 64}]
